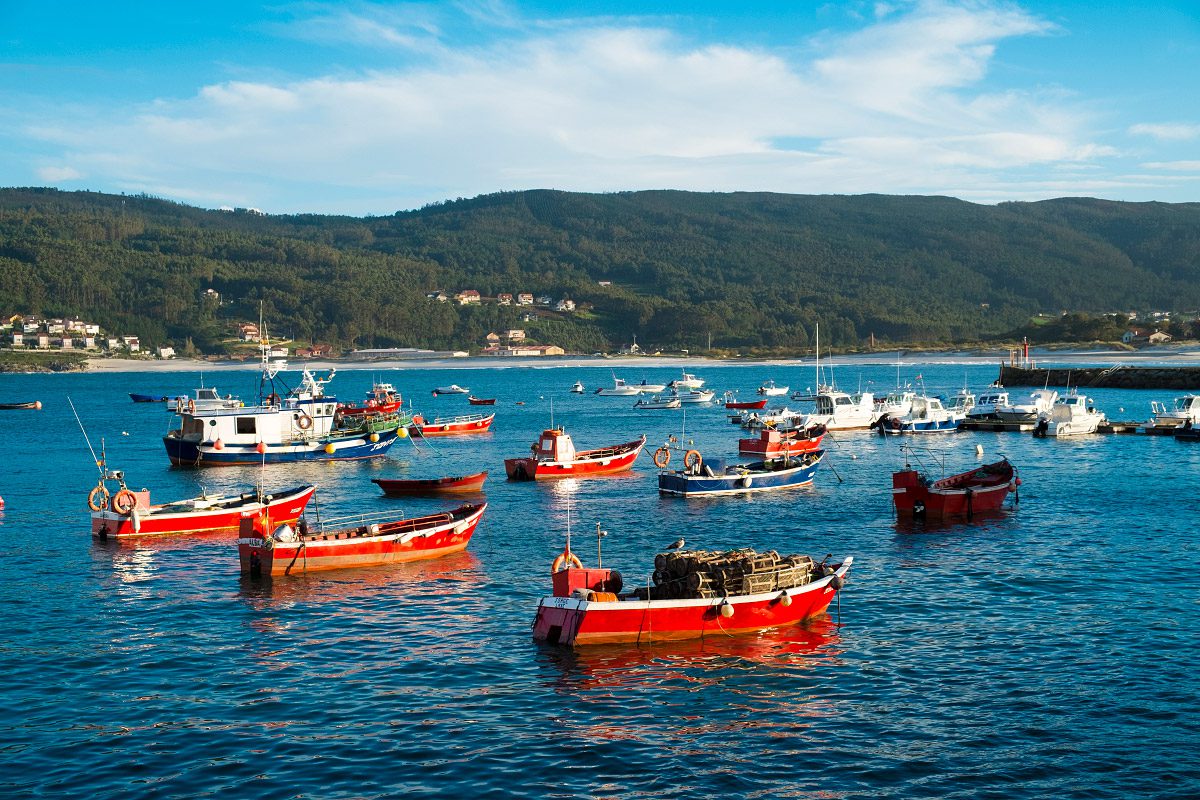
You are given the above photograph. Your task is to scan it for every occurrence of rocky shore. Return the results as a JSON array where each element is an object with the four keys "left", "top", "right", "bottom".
[{"left": 1000, "top": 364, "right": 1200, "bottom": 389}]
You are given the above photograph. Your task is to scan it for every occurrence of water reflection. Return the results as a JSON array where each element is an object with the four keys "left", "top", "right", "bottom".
[{"left": 892, "top": 509, "right": 1014, "bottom": 536}]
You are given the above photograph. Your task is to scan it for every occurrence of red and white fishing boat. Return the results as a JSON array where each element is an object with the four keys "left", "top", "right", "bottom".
[
  {"left": 504, "top": 429, "right": 646, "bottom": 480},
  {"left": 892, "top": 451, "right": 1019, "bottom": 520},
  {"left": 337, "top": 382, "right": 403, "bottom": 417},
  {"left": 372, "top": 470, "right": 488, "bottom": 495},
  {"left": 532, "top": 543, "right": 851, "bottom": 646},
  {"left": 238, "top": 502, "right": 487, "bottom": 577},
  {"left": 408, "top": 412, "right": 495, "bottom": 436},
  {"left": 737, "top": 424, "right": 826, "bottom": 457},
  {"left": 87, "top": 459, "right": 315, "bottom": 538}
]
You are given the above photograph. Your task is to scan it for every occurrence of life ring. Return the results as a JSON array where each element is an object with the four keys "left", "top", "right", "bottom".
[
  {"left": 266, "top": 393, "right": 281, "bottom": 406},
  {"left": 653, "top": 447, "right": 671, "bottom": 468},
  {"left": 87, "top": 485, "right": 110, "bottom": 511},
  {"left": 111, "top": 489, "right": 137, "bottom": 515},
  {"left": 551, "top": 551, "right": 583, "bottom": 574},
  {"left": 295, "top": 412, "right": 313, "bottom": 430},
  {"left": 741, "top": 475, "right": 752, "bottom": 489},
  {"left": 683, "top": 450, "right": 702, "bottom": 470}
]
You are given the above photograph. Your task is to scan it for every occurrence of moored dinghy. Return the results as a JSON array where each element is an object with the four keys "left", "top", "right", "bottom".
[
  {"left": 372, "top": 471, "right": 488, "bottom": 495},
  {"left": 656, "top": 449, "right": 824, "bottom": 497},
  {"left": 891, "top": 447, "right": 1019, "bottom": 520},
  {"left": 532, "top": 539, "right": 851, "bottom": 646},
  {"left": 409, "top": 412, "right": 495, "bottom": 436},
  {"left": 505, "top": 428, "right": 646, "bottom": 480}
]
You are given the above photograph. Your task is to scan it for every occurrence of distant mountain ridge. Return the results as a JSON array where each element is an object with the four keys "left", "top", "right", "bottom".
[{"left": 1, "top": 186, "right": 1198, "bottom": 353}]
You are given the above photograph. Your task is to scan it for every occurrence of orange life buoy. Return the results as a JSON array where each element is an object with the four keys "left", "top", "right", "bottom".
[
  {"left": 551, "top": 551, "right": 584, "bottom": 574},
  {"left": 112, "top": 489, "right": 137, "bottom": 515},
  {"left": 683, "top": 449, "right": 703, "bottom": 470},
  {"left": 653, "top": 447, "right": 671, "bottom": 468},
  {"left": 295, "top": 412, "right": 313, "bottom": 430},
  {"left": 87, "top": 485, "right": 110, "bottom": 512}
]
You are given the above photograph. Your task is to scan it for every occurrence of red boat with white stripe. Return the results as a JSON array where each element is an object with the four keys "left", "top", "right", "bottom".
[
  {"left": 238, "top": 502, "right": 487, "bottom": 577},
  {"left": 89, "top": 477, "right": 314, "bottom": 539},
  {"left": 532, "top": 546, "right": 852, "bottom": 646},
  {"left": 504, "top": 429, "right": 646, "bottom": 480},
  {"left": 737, "top": 424, "right": 826, "bottom": 457},
  {"left": 892, "top": 452, "right": 1019, "bottom": 520},
  {"left": 408, "top": 412, "right": 495, "bottom": 436}
]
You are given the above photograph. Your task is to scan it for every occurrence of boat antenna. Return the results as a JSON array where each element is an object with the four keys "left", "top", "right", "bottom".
[{"left": 67, "top": 396, "right": 103, "bottom": 476}]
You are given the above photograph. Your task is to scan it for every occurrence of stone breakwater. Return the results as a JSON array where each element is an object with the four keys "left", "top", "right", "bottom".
[{"left": 1000, "top": 364, "right": 1200, "bottom": 389}]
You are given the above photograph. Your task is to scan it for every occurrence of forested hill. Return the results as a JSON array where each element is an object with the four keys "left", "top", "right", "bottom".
[{"left": 2, "top": 187, "right": 1199, "bottom": 354}]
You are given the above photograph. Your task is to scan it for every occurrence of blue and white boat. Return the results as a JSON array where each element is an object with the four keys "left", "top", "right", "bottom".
[
  {"left": 163, "top": 351, "right": 406, "bottom": 466},
  {"left": 657, "top": 450, "right": 824, "bottom": 496},
  {"left": 878, "top": 395, "right": 962, "bottom": 435}
]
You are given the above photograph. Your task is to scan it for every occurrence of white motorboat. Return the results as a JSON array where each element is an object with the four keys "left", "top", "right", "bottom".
[
  {"left": 946, "top": 388, "right": 976, "bottom": 416},
  {"left": 995, "top": 389, "right": 1058, "bottom": 423},
  {"left": 800, "top": 390, "right": 877, "bottom": 431},
  {"left": 878, "top": 395, "right": 962, "bottom": 435},
  {"left": 739, "top": 406, "right": 805, "bottom": 431},
  {"left": 966, "top": 385, "right": 1011, "bottom": 421},
  {"left": 874, "top": 390, "right": 915, "bottom": 420},
  {"left": 757, "top": 380, "right": 789, "bottom": 396},
  {"left": 668, "top": 371, "right": 705, "bottom": 390},
  {"left": 169, "top": 386, "right": 243, "bottom": 413},
  {"left": 635, "top": 379, "right": 667, "bottom": 394},
  {"left": 595, "top": 377, "right": 641, "bottom": 396},
  {"left": 570, "top": 381, "right": 585, "bottom": 394},
  {"left": 1035, "top": 392, "right": 1106, "bottom": 437},
  {"left": 633, "top": 394, "right": 681, "bottom": 410},
  {"left": 671, "top": 388, "right": 715, "bottom": 404},
  {"left": 1146, "top": 394, "right": 1200, "bottom": 431},
  {"left": 433, "top": 384, "right": 470, "bottom": 395}
]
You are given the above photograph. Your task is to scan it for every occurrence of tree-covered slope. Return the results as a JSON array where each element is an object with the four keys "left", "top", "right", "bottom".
[{"left": 1, "top": 187, "right": 1197, "bottom": 352}]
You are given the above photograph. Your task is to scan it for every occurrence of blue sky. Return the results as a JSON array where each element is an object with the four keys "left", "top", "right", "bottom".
[{"left": 2, "top": 0, "right": 1199, "bottom": 214}]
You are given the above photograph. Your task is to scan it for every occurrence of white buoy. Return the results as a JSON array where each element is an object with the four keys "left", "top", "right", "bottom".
[
  {"left": 719, "top": 600, "right": 735, "bottom": 618},
  {"left": 975, "top": 444, "right": 984, "bottom": 456}
]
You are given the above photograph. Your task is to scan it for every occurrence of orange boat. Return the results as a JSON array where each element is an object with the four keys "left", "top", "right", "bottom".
[
  {"left": 408, "top": 412, "right": 495, "bottom": 436},
  {"left": 505, "top": 429, "right": 646, "bottom": 480},
  {"left": 737, "top": 424, "right": 826, "bottom": 457}
]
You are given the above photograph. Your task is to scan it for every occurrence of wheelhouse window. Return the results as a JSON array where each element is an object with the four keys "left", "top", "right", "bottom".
[{"left": 236, "top": 417, "right": 257, "bottom": 435}]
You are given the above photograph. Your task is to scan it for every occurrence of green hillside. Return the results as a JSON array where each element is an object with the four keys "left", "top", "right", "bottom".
[{"left": 1, "top": 187, "right": 1198, "bottom": 353}]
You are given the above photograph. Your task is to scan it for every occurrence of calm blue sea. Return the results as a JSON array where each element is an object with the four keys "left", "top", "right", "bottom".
[{"left": 1, "top": 359, "right": 1197, "bottom": 799}]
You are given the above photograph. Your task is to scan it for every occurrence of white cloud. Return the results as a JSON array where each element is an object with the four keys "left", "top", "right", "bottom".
[
  {"left": 37, "top": 165, "right": 84, "bottom": 181},
  {"left": 1141, "top": 160, "right": 1200, "bottom": 171},
  {"left": 1128, "top": 123, "right": 1200, "bottom": 141},
  {"left": 19, "top": 0, "right": 1126, "bottom": 212}
]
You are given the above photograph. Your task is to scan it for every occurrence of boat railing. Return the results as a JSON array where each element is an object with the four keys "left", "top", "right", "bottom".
[
  {"left": 898, "top": 443, "right": 948, "bottom": 476},
  {"left": 430, "top": 413, "right": 490, "bottom": 425},
  {"left": 310, "top": 508, "right": 457, "bottom": 534}
]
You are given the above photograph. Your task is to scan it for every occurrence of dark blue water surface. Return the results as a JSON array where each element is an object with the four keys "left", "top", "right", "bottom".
[{"left": 1, "top": 359, "right": 1198, "bottom": 799}]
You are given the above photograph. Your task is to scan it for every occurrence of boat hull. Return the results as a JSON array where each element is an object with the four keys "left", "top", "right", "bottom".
[
  {"left": 163, "top": 430, "right": 398, "bottom": 466},
  {"left": 91, "top": 485, "right": 316, "bottom": 538},
  {"left": 726, "top": 399, "right": 768, "bottom": 410},
  {"left": 239, "top": 503, "right": 486, "bottom": 576},
  {"left": 372, "top": 471, "right": 488, "bottom": 495},
  {"left": 533, "top": 561, "right": 850, "bottom": 646}
]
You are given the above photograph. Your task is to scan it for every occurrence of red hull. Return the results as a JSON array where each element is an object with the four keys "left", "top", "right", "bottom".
[
  {"left": 372, "top": 471, "right": 488, "bottom": 495},
  {"left": 892, "top": 459, "right": 1017, "bottom": 518},
  {"left": 409, "top": 413, "right": 495, "bottom": 436},
  {"left": 91, "top": 485, "right": 316, "bottom": 538},
  {"left": 738, "top": 426, "right": 826, "bottom": 457},
  {"left": 239, "top": 503, "right": 487, "bottom": 576},
  {"left": 468, "top": 397, "right": 496, "bottom": 405},
  {"left": 533, "top": 560, "right": 851, "bottom": 645},
  {"left": 726, "top": 399, "right": 768, "bottom": 410},
  {"left": 505, "top": 435, "right": 646, "bottom": 480}
]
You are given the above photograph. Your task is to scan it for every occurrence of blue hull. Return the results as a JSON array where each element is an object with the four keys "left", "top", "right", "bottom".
[
  {"left": 130, "top": 393, "right": 167, "bottom": 403},
  {"left": 658, "top": 455, "right": 822, "bottom": 496},
  {"left": 881, "top": 419, "right": 961, "bottom": 435},
  {"left": 164, "top": 430, "right": 398, "bottom": 466}
]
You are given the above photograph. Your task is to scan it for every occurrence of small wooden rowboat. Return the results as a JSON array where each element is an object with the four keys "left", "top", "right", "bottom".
[
  {"left": 372, "top": 470, "right": 488, "bottom": 495},
  {"left": 0, "top": 401, "right": 41, "bottom": 410},
  {"left": 533, "top": 544, "right": 852, "bottom": 646},
  {"left": 505, "top": 429, "right": 646, "bottom": 480},
  {"left": 467, "top": 396, "right": 496, "bottom": 405},
  {"left": 892, "top": 455, "right": 1019, "bottom": 520},
  {"left": 238, "top": 502, "right": 487, "bottom": 577},
  {"left": 657, "top": 450, "right": 824, "bottom": 497},
  {"left": 408, "top": 412, "right": 495, "bottom": 436}
]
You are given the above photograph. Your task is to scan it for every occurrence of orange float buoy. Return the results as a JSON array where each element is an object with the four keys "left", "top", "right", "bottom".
[
  {"left": 0, "top": 496, "right": 5, "bottom": 510},
  {"left": 34, "top": 401, "right": 42, "bottom": 410},
  {"left": 213, "top": 439, "right": 224, "bottom": 450},
  {"left": 255, "top": 442, "right": 267, "bottom": 454},
  {"left": 324, "top": 443, "right": 336, "bottom": 454}
]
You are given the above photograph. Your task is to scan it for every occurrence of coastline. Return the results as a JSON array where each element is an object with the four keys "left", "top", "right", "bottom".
[{"left": 69, "top": 343, "right": 1200, "bottom": 374}]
